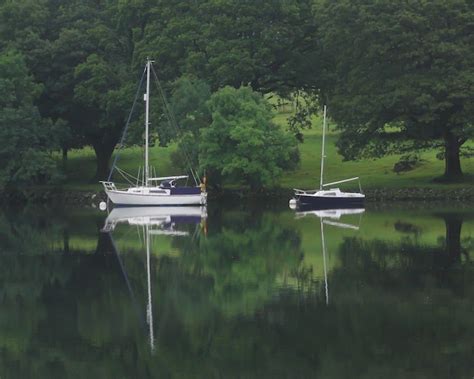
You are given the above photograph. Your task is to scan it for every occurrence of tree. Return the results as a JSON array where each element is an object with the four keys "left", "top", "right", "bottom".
[
  {"left": 316, "top": 0, "right": 474, "bottom": 180},
  {"left": 199, "top": 86, "right": 299, "bottom": 189},
  {"left": 0, "top": 50, "right": 59, "bottom": 188},
  {"left": 0, "top": 0, "right": 145, "bottom": 180},
  {"left": 135, "top": 0, "right": 320, "bottom": 94},
  {"left": 53, "top": 1, "right": 139, "bottom": 180},
  {"left": 133, "top": 0, "right": 324, "bottom": 140},
  {"left": 0, "top": 0, "right": 82, "bottom": 166},
  {"left": 0, "top": 0, "right": 321, "bottom": 181},
  {"left": 73, "top": 53, "right": 137, "bottom": 180},
  {"left": 163, "top": 75, "right": 212, "bottom": 173}
]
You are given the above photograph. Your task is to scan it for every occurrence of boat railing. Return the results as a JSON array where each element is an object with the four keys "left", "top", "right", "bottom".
[
  {"left": 101, "top": 220, "right": 116, "bottom": 233},
  {"left": 100, "top": 181, "right": 117, "bottom": 191},
  {"left": 294, "top": 188, "right": 318, "bottom": 195}
]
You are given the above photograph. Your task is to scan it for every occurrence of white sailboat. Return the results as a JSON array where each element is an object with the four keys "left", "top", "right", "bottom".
[
  {"left": 101, "top": 58, "right": 207, "bottom": 206},
  {"left": 291, "top": 106, "right": 364, "bottom": 209}
]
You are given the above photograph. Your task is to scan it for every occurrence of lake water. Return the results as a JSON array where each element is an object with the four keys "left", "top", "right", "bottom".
[{"left": 1, "top": 201, "right": 473, "bottom": 378}]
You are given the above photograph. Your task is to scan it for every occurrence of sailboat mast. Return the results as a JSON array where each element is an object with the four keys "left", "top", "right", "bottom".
[
  {"left": 319, "top": 105, "right": 327, "bottom": 190},
  {"left": 145, "top": 58, "right": 151, "bottom": 187},
  {"left": 145, "top": 224, "right": 155, "bottom": 351}
]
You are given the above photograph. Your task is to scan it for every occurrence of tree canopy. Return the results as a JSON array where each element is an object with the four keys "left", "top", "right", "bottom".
[
  {"left": 200, "top": 86, "right": 299, "bottom": 189},
  {"left": 0, "top": 0, "right": 473, "bottom": 185},
  {"left": 316, "top": 0, "right": 474, "bottom": 180},
  {"left": 0, "top": 50, "right": 59, "bottom": 188}
]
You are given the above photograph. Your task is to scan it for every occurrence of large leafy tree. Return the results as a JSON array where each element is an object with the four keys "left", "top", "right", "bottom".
[
  {"left": 0, "top": 50, "right": 59, "bottom": 188},
  {"left": 200, "top": 86, "right": 299, "bottom": 189},
  {"left": 0, "top": 0, "right": 145, "bottom": 180},
  {"left": 135, "top": 0, "right": 319, "bottom": 94},
  {"left": 317, "top": 0, "right": 474, "bottom": 180},
  {"left": 163, "top": 75, "right": 212, "bottom": 174},
  {"left": 0, "top": 0, "right": 79, "bottom": 163},
  {"left": 73, "top": 53, "right": 137, "bottom": 180},
  {"left": 50, "top": 1, "right": 140, "bottom": 180},
  {"left": 0, "top": 0, "right": 321, "bottom": 181}
]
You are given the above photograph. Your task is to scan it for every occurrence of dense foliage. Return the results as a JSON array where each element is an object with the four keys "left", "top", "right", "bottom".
[
  {"left": 316, "top": 0, "right": 474, "bottom": 180},
  {"left": 200, "top": 86, "right": 299, "bottom": 189},
  {"left": 0, "top": 50, "right": 59, "bottom": 187},
  {"left": 0, "top": 0, "right": 472, "bottom": 186}
]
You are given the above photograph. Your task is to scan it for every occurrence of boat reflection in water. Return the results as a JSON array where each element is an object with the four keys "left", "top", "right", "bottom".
[
  {"left": 101, "top": 206, "right": 207, "bottom": 351},
  {"left": 103, "top": 206, "right": 207, "bottom": 234},
  {"left": 291, "top": 204, "right": 365, "bottom": 304},
  {"left": 295, "top": 207, "right": 365, "bottom": 230}
]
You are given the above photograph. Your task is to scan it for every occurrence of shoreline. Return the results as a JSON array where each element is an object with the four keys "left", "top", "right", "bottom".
[{"left": 1, "top": 186, "right": 474, "bottom": 206}]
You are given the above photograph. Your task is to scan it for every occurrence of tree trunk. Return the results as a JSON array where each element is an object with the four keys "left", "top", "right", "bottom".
[
  {"left": 63, "top": 228, "right": 70, "bottom": 254},
  {"left": 62, "top": 148, "right": 68, "bottom": 170},
  {"left": 92, "top": 142, "right": 115, "bottom": 181},
  {"left": 95, "top": 224, "right": 115, "bottom": 254},
  {"left": 443, "top": 131, "right": 463, "bottom": 180},
  {"left": 443, "top": 214, "right": 463, "bottom": 264}
]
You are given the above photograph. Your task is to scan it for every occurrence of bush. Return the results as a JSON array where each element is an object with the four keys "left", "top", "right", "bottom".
[
  {"left": 199, "top": 86, "right": 299, "bottom": 189},
  {"left": 393, "top": 154, "right": 422, "bottom": 174}
]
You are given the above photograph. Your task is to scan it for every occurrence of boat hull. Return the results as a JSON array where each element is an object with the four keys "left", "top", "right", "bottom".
[
  {"left": 295, "top": 194, "right": 364, "bottom": 209},
  {"left": 106, "top": 189, "right": 207, "bottom": 206}
]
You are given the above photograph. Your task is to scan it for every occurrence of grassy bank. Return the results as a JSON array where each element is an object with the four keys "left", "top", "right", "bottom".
[{"left": 61, "top": 110, "right": 474, "bottom": 193}]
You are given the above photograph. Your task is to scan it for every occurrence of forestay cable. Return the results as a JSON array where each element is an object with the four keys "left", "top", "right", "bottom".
[
  {"left": 150, "top": 65, "right": 200, "bottom": 186},
  {"left": 108, "top": 66, "right": 147, "bottom": 181}
]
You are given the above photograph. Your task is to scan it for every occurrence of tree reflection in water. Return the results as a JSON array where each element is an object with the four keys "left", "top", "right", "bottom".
[{"left": 0, "top": 205, "right": 472, "bottom": 378}]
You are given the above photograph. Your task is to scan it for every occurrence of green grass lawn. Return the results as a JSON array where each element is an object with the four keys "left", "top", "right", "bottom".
[
  {"left": 62, "top": 143, "right": 177, "bottom": 191},
  {"left": 276, "top": 112, "right": 474, "bottom": 190},
  {"left": 62, "top": 110, "right": 474, "bottom": 192}
]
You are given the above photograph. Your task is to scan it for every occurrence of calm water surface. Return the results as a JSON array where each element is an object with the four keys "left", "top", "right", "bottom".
[{"left": 0, "top": 202, "right": 473, "bottom": 378}]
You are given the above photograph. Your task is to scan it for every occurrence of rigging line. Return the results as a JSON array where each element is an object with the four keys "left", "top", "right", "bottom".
[
  {"left": 108, "top": 65, "right": 147, "bottom": 182},
  {"left": 115, "top": 166, "right": 140, "bottom": 183},
  {"left": 113, "top": 167, "right": 138, "bottom": 187},
  {"left": 136, "top": 223, "right": 143, "bottom": 248},
  {"left": 107, "top": 231, "right": 147, "bottom": 328},
  {"left": 116, "top": 167, "right": 138, "bottom": 182},
  {"left": 149, "top": 65, "right": 198, "bottom": 183},
  {"left": 150, "top": 65, "right": 200, "bottom": 185},
  {"left": 152, "top": 73, "right": 199, "bottom": 186},
  {"left": 116, "top": 170, "right": 135, "bottom": 186},
  {"left": 115, "top": 166, "right": 134, "bottom": 180}
]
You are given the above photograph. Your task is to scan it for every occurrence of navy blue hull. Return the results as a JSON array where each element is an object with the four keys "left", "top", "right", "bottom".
[
  {"left": 295, "top": 194, "right": 364, "bottom": 209},
  {"left": 170, "top": 187, "right": 201, "bottom": 195}
]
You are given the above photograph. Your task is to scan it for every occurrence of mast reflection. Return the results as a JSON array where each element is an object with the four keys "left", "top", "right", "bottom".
[
  {"left": 101, "top": 206, "right": 207, "bottom": 351},
  {"left": 292, "top": 205, "right": 365, "bottom": 304}
]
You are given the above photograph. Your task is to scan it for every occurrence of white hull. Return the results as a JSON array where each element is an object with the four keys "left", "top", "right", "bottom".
[{"left": 105, "top": 189, "right": 207, "bottom": 206}]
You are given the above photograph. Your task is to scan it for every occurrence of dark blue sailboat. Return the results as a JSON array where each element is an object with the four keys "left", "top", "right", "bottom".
[{"left": 290, "top": 106, "right": 365, "bottom": 209}]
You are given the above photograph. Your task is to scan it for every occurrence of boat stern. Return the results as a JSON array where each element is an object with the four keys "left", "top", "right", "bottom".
[{"left": 100, "top": 181, "right": 117, "bottom": 193}]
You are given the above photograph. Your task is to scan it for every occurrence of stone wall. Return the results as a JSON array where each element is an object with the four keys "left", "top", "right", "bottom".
[{"left": 1, "top": 186, "right": 474, "bottom": 206}]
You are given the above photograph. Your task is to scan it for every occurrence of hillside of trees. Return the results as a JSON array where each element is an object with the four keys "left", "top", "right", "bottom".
[{"left": 0, "top": 0, "right": 473, "bottom": 190}]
